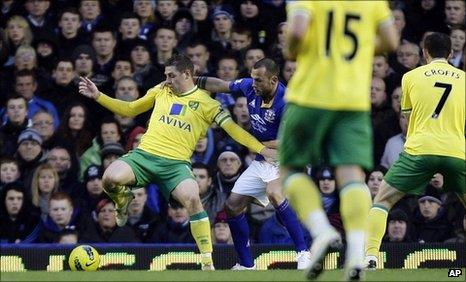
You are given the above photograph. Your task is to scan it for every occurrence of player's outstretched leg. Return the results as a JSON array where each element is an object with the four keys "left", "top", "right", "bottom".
[
  {"left": 365, "top": 180, "right": 404, "bottom": 270},
  {"left": 267, "top": 179, "right": 310, "bottom": 269},
  {"left": 225, "top": 193, "right": 256, "bottom": 270},
  {"left": 281, "top": 169, "right": 341, "bottom": 280},
  {"left": 172, "top": 179, "right": 215, "bottom": 270},
  {"left": 102, "top": 160, "right": 136, "bottom": 227}
]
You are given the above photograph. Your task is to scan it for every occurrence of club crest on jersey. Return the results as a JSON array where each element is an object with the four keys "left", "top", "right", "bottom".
[
  {"left": 188, "top": 101, "right": 199, "bottom": 111},
  {"left": 264, "top": 109, "right": 275, "bottom": 122},
  {"left": 249, "top": 99, "right": 256, "bottom": 108}
]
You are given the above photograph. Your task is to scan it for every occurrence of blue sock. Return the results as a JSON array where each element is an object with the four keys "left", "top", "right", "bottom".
[
  {"left": 276, "top": 199, "right": 308, "bottom": 252},
  {"left": 228, "top": 213, "right": 254, "bottom": 267}
]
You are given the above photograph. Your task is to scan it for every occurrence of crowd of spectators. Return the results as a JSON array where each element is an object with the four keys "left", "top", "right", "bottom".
[{"left": 0, "top": 0, "right": 465, "bottom": 246}]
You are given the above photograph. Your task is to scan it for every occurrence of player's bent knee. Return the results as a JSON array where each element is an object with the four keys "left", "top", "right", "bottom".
[
  {"left": 225, "top": 198, "right": 244, "bottom": 217},
  {"left": 179, "top": 193, "right": 203, "bottom": 214},
  {"left": 102, "top": 161, "right": 134, "bottom": 187},
  {"left": 102, "top": 170, "right": 123, "bottom": 187},
  {"left": 373, "top": 181, "right": 403, "bottom": 210}
]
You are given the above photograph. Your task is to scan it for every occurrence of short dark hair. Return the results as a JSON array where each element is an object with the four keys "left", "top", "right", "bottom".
[
  {"left": 165, "top": 54, "right": 194, "bottom": 75},
  {"left": 218, "top": 55, "right": 239, "bottom": 68},
  {"left": 253, "top": 58, "right": 279, "bottom": 77},
  {"left": 120, "top": 12, "right": 141, "bottom": 24},
  {"left": 186, "top": 40, "right": 208, "bottom": 50},
  {"left": 58, "top": 7, "right": 81, "bottom": 21},
  {"left": 450, "top": 24, "right": 466, "bottom": 33},
  {"left": 0, "top": 156, "right": 18, "bottom": 166},
  {"left": 97, "top": 116, "right": 123, "bottom": 145},
  {"left": 54, "top": 58, "right": 74, "bottom": 70},
  {"left": 80, "top": 0, "right": 101, "bottom": 8},
  {"left": 424, "top": 32, "right": 452, "bottom": 59},
  {"left": 6, "top": 94, "right": 27, "bottom": 106},
  {"left": 232, "top": 26, "right": 252, "bottom": 38},
  {"left": 153, "top": 25, "right": 176, "bottom": 38},
  {"left": 57, "top": 229, "right": 78, "bottom": 242},
  {"left": 244, "top": 47, "right": 265, "bottom": 60},
  {"left": 92, "top": 25, "right": 116, "bottom": 40},
  {"left": 192, "top": 162, "right": 212, "bottom": 177},
  {"left": 366, "top": 165, "right": 388, "bottom": 183},
  {"left": 15, "top": 69, "right": 36, "bottom": 83},
  {"left": 114, "top": 56, "right": 134, "bottom": 72}
]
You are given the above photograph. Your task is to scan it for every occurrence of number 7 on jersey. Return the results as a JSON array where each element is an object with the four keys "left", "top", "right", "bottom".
[{"left": 432, "top": 82, "right": 452, "bottom": 119}]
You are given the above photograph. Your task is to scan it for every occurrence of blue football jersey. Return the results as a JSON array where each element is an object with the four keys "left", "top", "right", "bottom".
[{"left": 229, "top": 77, "right": 286, "bottom": 143}]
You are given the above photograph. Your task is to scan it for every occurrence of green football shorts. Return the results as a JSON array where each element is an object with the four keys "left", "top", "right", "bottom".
[
  {"left": 119, "top": 149, "right": 195, "bottom": 200},
  {"left": 279, "top": 103, "right": 373, "bottom": 170},
  {"left": 385, "top": 152, "right": 465, "bottom": 195}
]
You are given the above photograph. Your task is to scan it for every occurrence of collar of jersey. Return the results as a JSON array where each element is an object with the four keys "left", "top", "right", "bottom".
[
  {"left": 261, "top": 96, "right": 275, "bottom": 108},
  {"left": 178, "top": 86, "right": 198, "bottom": 96},
  {"left": 430, "top": 58, "right": 448, "bottom": 64}
]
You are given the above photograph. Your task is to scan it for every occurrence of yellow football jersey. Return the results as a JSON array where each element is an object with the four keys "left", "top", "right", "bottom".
[
  {"left": 286, "top": 1, "right": 392, "bottom": 111},
  {"left": 97, "top": 84, "right": 231, "bottom": 162},
  {"left": 401, "top": 59, "right": 465, "bottom": 159}
]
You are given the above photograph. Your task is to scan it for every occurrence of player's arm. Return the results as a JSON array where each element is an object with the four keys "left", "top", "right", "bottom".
[
  {"left": 218, "top": 117, "right": 276, "bottom": 160},
  {"left": 284, "top": 7, "right": 311, "bottom": 60},
  {"left": 375, "top": 20, "right": 399, "bottom": 54},
  {"left": 263, "top": 140, "right": 278, "bottom": 150},
  {"left": 400, "top": 74, "right": 412, "bottom": 123},
  {"left": 78, "top": 76, "right": 154, "bottom": 117},
  {"left": 195, "top": 76, "right": 230, "bottom": 93},
  {"left": 374, "top": 2, "right": 399, "bottom": 54}
]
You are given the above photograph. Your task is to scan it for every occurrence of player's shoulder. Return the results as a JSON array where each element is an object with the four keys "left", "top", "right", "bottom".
[
  {"left": 404, "top": 64, "right": 428, "bottom": 79},
  {"left": 193, "top": 87, "right": 221, "bottom": 105},
  {"left": 194, "top": 87, "right": 213, "bottom": 99},
  {"left": 147, "top": 83, "right": 172, "bottom": 95},
  {"left": 456, "top": 67, "right": 466, "bottom": 77},
  {"left": 231, "top": 77, "right": 253, "bottom": 87},
  {"left": 276, "top": 83, "right": 287, "bottom": 102}
]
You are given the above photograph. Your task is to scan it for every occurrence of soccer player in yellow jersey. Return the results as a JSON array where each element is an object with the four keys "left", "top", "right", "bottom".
[
  {"left": 281, "top": 1, "right": 399, "bottom": 280},
  {"left": 365, "top": 32, "right": 465, "bottom": 269},
  {"left": 78, "top": 54, "right": 276, "bottom": 270}
]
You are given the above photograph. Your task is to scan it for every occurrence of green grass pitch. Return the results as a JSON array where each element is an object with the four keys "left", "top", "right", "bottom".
[{"left": 1, "top": 269, "right": 465, "bottom": 281}]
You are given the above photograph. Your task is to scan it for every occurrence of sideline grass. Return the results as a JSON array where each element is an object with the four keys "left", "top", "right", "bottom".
[{"left": 1, "top": 269, "right": 465, "bottom": 282}]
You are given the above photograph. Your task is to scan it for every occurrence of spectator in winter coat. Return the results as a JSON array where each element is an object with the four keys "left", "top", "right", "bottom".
[
  {"left": 193, "top": 162, "right": 226, "bottom": 223},
  {"left": 383, "top": 209, "right": 414, "bottom": 243},
  {"left": 155, "top": 204, "right": 195, "bottom": 244},
  {"left": 39, "top": 191, "right": 82, "bottom": 243},
  {"left": 77, "top": 165, "right": 106, "bottom": 217},
  {"left": 413, "top": 189, "right": 453, "bottom": 243},
  {"left": 0, "top": 181, "right": 41, "bottom": 243},
  {"left": 80, "top": 198, "right": 139, "bottom": 243},
  {"left": 127, "top": 187, "right": 164, "bottom": 242},
  {"left": 0, "top": 95, "right": 30, "bottom": 157}
]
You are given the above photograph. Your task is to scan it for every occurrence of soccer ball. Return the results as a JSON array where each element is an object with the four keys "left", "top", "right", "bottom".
[{"left": 68, "top": 245, "right": 100, "bottom": 271}]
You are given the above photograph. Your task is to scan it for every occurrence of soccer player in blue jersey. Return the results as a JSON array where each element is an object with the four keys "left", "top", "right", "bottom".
[{"left": 197, "top": 58, "right": 310, "bottom": 270}]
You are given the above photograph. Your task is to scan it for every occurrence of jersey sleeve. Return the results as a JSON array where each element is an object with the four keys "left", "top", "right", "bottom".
[
  {"left": 203, "top": 97, "right": 232, "bottom": 126},
  {"left": 373, "top": 1, "right": 393, "bottom": 27},
  {"left": 401, "top": 73, "right": 412, "bottom": 112},
  {"left": 229, "top": 78, "right": 253, "bottom": 98},
  {"left": 97, "top": 86, "right": 159, "bottom": 117}
]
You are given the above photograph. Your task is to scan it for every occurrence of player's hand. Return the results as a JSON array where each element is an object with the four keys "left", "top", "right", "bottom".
[
  {"left": 260, "top": 147, "right": 278, "bottom": 164},
  {"left": 79, "top": 76, "right": 100, "bottom": 100},
  {"left": 160, "top": 80, "right": 168, "bottom": 89}
]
